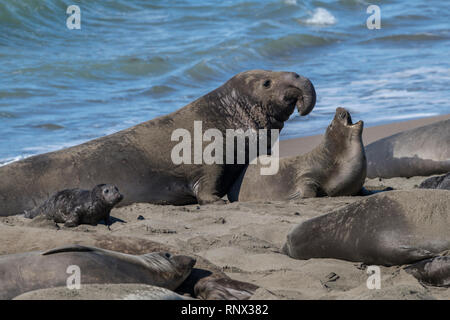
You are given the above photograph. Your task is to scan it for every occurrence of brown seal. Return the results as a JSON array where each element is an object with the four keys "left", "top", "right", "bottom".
[
  {"left": 283, "top": 190, "right": 450, "bottom": 266},
  {"left": 24, "top": 184, "right": 123, "bottom": 227},
  {"left": 366, "top": 119, "right": 450, "bottom": 178},
  {"left": 0, "top": 244, "right": 195, "bottom": 300},
  {"left": 0, "top": 225, "right": 258, "bottom": 300},
  {"left": 0, "top": 70, "right": 316, "bottom": 216},
  {"left": 228, "top": 107, "right": 366, "bottom": 201}
]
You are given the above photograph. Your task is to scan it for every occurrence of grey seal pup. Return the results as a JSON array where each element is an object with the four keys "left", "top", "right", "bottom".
[
  {"left": 0, "top": 70, "right": 316, "bottom": 216},
  {"left": 228, "top": 107, "right": 366, "bottom": 201},
  {"left": 366, "top": 119, "right": 450, "bottom": 178},
  {"left": 24, "top": 184, "right": 123, "bottom": 227},
  {"left": 283, "top": 190, "right": 449, "bottom": 266},
  {"left": 0, "top": 244, "right": 196, "bottom": 300}
]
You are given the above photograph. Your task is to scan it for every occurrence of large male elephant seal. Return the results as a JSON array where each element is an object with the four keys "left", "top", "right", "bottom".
[
  {"left": 366, "top": 119, "right": 450, "bottom": 178},
  {"left": 0, "top": 244, "right": 195, "bottom": 300},
  {"left": 0, "top": 70, "right": 316, "bottom": 216},
  {"left": 228, "top": 107, "right": 366, "bottom": 201},
  {"left": 282, "top": 190, "right": 450, "bottom": 266}
]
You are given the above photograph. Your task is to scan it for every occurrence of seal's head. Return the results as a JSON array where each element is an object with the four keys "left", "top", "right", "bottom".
[
  {"left": 326, "top": 107, "right": 363, "bottom": 143},
  {"left": 222, "top": 69, "right": 316, "bottom": 129},
  {"left": 141, "top": 252, "right": 196, "bottom": 290},
  {"left": 93, "top": 184, "right": 124, "bottom": 207}
]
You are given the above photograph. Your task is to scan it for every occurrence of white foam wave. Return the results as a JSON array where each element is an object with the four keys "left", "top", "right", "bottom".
[
  {"left": 0, "top": 155, "right": 27, "bottom": 167},
  {"left": 304, "top": 8, "right": 337, "bottom": 25}
]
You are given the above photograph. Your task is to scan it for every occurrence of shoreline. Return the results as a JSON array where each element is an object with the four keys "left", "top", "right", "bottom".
[{"left": 2, "top": 113, "right": 449, "bottom": 166}]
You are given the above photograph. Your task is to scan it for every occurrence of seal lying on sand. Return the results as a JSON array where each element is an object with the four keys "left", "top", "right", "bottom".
[
  {"left": 0, "top": 70, "right": 316, "bottom": 216},
  {"left": 405, "top": 256, "right": 450, "bottom": 287},
  {"left": 13, "top": 284, "right": 194, "bottom": 300},
  {"left": 283, "top": 190, "right": 450, "bottom": 266},
  {"left": 24, "top": 184, "right": 123, "bottom": 227},
  {"left": 228, "top": 107, "right": 366, "bottom": 201},
  {"left": 0, "top": 226, "right": 257, "bottom": 300},
  {"left": 0, "top": 244, "right": 195, "bottom": 300},
  {"left": 419, "top": 172, "right": 450, "bottom": 190},
  {"left": 366, "top": 119, "right": 450, "bottom": 178}
]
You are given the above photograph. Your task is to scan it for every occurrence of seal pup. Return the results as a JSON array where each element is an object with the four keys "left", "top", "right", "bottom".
[
  {"left": 405, "top": 256, "right": 450, "bottom": 287},
  {"left": 283, "top": 190, "right": 450, "bottom": 266},
  {"left": 228, "top": 107, "right": 366, "bottom": 201},
  {"left": 419, "top": 172, "right": 450, "bottom": 190},
  {"left": 0, "top": 244, "right": 196, "bottom": 300},
  {"left": 0, "top": 70, "right": 316, "bottom": 216},
  {"left": 24, "top": 184, "right": 123, "bottom": 227},
  {"left": 366, "top": 119, "right": 450, "bottom": 178},
  {"left": 13, "top": 284, "right": 194, "bottom": 300}
]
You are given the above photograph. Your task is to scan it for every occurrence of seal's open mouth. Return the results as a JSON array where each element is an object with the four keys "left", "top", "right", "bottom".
[{"left": 336, "top": 107, "right": 363, "bottom": 129}]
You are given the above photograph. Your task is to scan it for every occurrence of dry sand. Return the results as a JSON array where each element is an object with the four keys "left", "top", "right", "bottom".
[{"left": 1, "top": 114, "right": 449, "bottom": 300}]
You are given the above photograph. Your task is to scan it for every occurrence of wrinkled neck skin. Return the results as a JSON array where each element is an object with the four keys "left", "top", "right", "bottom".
[{"left": 196, "top": 81, "right": 289, "bottom": 132}]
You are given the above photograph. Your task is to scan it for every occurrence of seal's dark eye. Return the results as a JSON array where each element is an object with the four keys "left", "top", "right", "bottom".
[
  {"left": 104, "top": 189, "right": 109, "bottom": 194},
  {"left": 165, "top": 253, "right": 171, "bottom": 258},
  {"left": 263, "top": 80, "right": 271, "bottom": 88}
]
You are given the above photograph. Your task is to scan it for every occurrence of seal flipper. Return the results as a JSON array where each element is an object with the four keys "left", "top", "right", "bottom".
[
  {"left": 394, "top": 246, "right": 437, "bottom": 265},
  {"left": 41, "top": 244, "right": 98, "bottom": 255}
]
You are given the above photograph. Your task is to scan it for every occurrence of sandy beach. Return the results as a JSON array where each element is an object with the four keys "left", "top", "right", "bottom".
[{"left": 1, "top": 114, "right": 448, "bottom": 300}]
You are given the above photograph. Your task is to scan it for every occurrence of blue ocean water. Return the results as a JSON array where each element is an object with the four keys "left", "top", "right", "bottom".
[{"left": 1, "top": 0, "right": 449, "bottom": 165}]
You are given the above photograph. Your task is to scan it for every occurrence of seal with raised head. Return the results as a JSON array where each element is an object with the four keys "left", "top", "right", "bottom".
[
  {"left": 0, "top": 244, "right": 196, "bottom": 300},
  {"left": 419, "top": 172, "right": 450, "bottom": 190},
  {"left": 282, "top": 190, "right": 450, "bottom": 266},
  {"left": 405, "top": 256, "right": 450, "bottom": 287},
  {"left": 228, "top": 107, "right": 366, "bottom": 201},
  {"left": 24, "top": 184, "right": 123, "bottom": 227},
  {"left": 0, "top": 70, "right": 316, "bottom": 216},
  {"left": 366, "top": 119, "right": 450, "bottom": 178}
]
